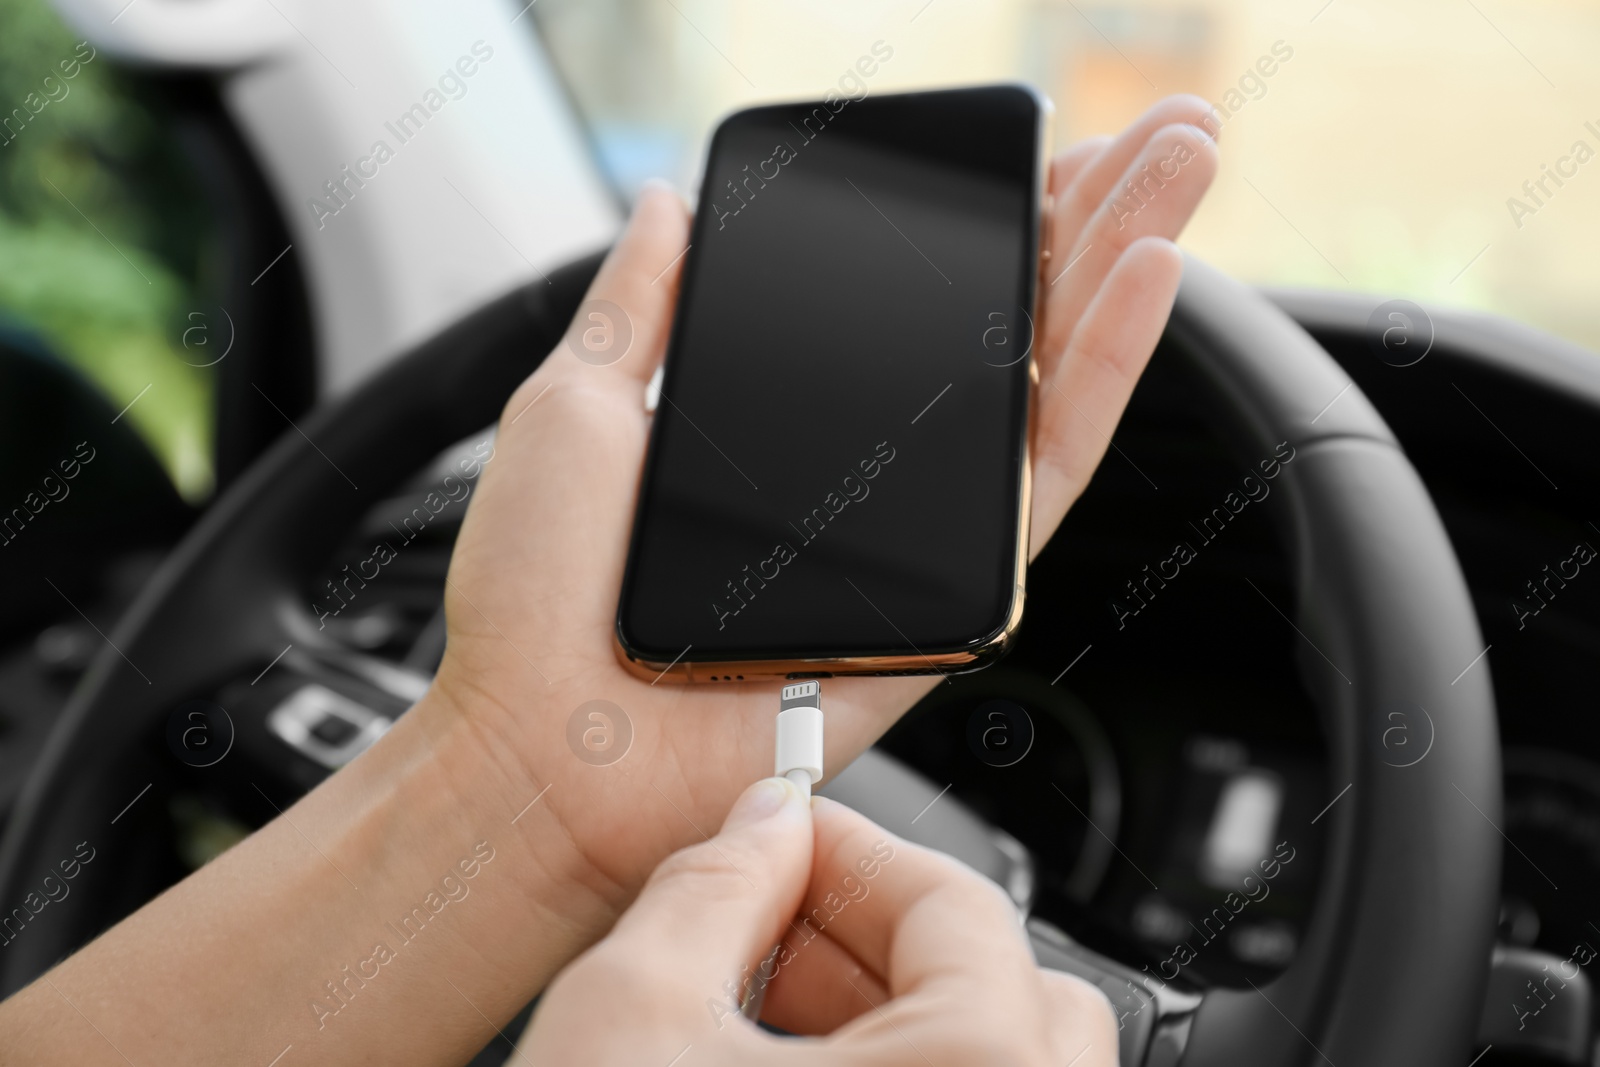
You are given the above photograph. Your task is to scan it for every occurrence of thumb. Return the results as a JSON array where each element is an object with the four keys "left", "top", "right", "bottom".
[
  {"left": 1040, "top": 971, "right": 1120, "bottom": 1067},
  {"left": 602, "top": 777, "right": 813, "bottom": 1017},
  {"left": 552, "top": 180, "right": 689, "bottom": 384}
]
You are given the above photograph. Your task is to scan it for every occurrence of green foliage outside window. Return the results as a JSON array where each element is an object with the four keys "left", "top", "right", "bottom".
[{"left": 0, "top": 0, "right": 214, "bottom": 499}]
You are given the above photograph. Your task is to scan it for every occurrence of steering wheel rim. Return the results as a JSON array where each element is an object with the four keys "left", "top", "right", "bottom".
[
  {"left": 1155, "top": 256, "right": 1500, "bottom": 1065},
  {"left": 0, "top": 252, "right": 1500, "bottom": 1067}
]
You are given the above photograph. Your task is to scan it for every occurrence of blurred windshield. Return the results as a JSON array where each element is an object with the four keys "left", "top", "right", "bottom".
[{"left": 532, "top": 0, "right": 1600, "bottom": 354}]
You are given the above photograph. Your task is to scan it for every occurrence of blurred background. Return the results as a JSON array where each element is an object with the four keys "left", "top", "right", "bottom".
[
  {"left": 531, "top": 0, "right": 1600, "bottom": 349},
  {"left": 3, "top": 0, "right": 1598, "bottom": 504}
]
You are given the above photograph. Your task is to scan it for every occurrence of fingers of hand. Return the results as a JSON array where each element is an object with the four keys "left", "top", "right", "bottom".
[
  {"left": 1041, "top": 134, "right": 1111, "bottom": 290},
  {"left": 1030, "top": 236, "right": 1184, "bottom": 554},
  {"left": 1048, "top": 134, "right": 1112, "bottom": 199},
  {"left": 591, "top": 777, "right": 814, "bottom": 1010},
  {"left": 520, "top": 182, "right": 689, "bottom": 412},
  {"left": 756, "top": 924, "right": 888, "bottom": 1036},
  {"left": 1040, "top": 971, "right": 1121, "bottom": 1067},
  {"left": 802, "top": 798, "right": 1035, "bottom": 999},
  {"left": 1047, "top": 94, "right": 1217, "bottom": 286},
  {"left": 1043, "top": 122, "right": 1217, "bottom": 365}
]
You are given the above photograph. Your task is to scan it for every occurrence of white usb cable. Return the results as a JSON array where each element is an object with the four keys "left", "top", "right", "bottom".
[
  {"left": 774, "top": 680, "right": 824, "bottom": 799},
  {"left": 739, "top": 680, "right": 824, "bottom": 1022}
]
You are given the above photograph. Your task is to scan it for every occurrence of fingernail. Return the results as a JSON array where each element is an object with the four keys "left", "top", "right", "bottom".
[{"left": 724, "top": 777, "right": 797, "bottom": 829}]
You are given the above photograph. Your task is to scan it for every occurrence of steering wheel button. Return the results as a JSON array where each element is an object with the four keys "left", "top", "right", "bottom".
[
  {"left": 266, "top": 684, "right": 392, "bottom": 769},
  {"left": 310, "top": 713, "right": 361, "bottom": 748}
]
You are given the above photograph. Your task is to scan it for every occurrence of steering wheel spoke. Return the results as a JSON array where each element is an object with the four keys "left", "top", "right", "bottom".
[{"left": 1029, "top": 917, "right": 1204, "bottom": 1066}]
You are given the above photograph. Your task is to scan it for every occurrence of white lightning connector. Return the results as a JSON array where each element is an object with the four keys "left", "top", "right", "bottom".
[{"left": 775, "top": 680, "right": 823, "bottom": 799}]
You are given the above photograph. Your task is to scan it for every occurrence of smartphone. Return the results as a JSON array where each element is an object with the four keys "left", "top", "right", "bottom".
[{"left": 616, "top": 84, "right": 1051, "bottom": 682}]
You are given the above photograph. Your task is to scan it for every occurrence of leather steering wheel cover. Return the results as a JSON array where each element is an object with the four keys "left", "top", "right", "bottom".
[
  {"left": 1166, "top": 256, "right": 1500, "bottom": 1067},
  {"left": 0, "top": 253, "right": 605, "bottom": 994}
]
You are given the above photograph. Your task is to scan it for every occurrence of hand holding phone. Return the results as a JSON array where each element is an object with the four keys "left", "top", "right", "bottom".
[{"left": 430, "top": 93, "right": 1214, "bottom": 959}]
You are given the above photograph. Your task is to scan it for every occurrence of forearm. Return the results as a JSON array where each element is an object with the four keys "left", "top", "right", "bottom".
[{"left": 0, "top": 687, "right": 616, "bottom": 1065}]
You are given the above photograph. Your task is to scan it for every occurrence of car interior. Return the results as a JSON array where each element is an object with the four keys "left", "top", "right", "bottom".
[{"left": 1, "top": 1, "right": 1598, "bottom": 1065}]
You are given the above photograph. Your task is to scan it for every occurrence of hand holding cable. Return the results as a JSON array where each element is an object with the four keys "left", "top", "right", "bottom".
[{"left": 516, "top": 779, "right": 1118, "bottom": 1065}]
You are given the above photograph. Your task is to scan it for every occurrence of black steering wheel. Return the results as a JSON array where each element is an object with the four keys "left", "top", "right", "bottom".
[{"left": 0, "top": 251, "right": 1500, "bottom": 1067}]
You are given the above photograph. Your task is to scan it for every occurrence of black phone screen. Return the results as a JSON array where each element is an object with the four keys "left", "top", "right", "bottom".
[{"left": 618, "top": 85, "right": 1044, "bottom": 666}]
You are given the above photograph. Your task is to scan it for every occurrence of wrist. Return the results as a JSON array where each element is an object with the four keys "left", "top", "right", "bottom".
[{"left": 416, "top": 669, "right": 633, "bottom": 964}]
